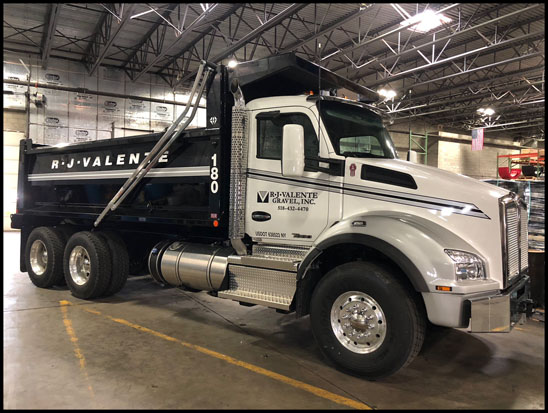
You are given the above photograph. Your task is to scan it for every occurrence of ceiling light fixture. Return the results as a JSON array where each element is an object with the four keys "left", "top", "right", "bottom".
[
  {"left": 400, "top": 9, "right": 452, "bottom": 33},
  {"left": 378, "top": 88, "right": 397, "bottom": 100},
  {"left": 477, "top": 107, "right": 495, "bottom": 116},
  {"left": 130, "top": 8, "right": 157, "bottom": 19},
  {"left": 227, "top": 60, "right": 238, "bottom": 68}
]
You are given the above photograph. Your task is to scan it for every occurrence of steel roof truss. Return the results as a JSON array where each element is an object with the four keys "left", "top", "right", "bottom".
[{"left": 41, "top": 3, "right": 62, "bottom": 69}]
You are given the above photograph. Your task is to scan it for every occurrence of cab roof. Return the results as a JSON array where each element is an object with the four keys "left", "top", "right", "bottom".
[{"left": 229, "top": 53, "right": 378, "bottom": 103}]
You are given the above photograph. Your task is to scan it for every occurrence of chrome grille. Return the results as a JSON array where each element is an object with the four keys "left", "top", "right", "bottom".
[
  {"left": 506, "top": 205, "right": 520, "bottom": 281},
  {"left": 520, "top": 204, "right": 529, "bottom": 270},
  {"left": 500, "top": 195, "right": 529, "bottom": 288}
]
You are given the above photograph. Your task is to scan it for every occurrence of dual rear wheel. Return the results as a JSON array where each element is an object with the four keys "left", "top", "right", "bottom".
[{"left": 25, "top": 227, "right": 129, "bottom": 299}]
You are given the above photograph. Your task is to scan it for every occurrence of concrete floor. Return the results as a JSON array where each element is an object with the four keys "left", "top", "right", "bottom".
[{"left": 3, "top": 231, "right": 545, "bottom": 409}]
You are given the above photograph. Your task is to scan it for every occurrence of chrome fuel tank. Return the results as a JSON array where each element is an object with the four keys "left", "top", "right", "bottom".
[{"left": 149, "top": 241, "right": 234, "bottom": 291}]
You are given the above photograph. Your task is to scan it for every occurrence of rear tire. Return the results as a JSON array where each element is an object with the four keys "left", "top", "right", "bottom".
[
  {"left": 63, "top": 231, "right": 112, "bottom": 299},
  {"left": 97, "top": 231, "right": 129, "bottom": 296},
  {"left": 25, "top": 227, "right": 65, "bottom": 288},
  {"left": 52, "top": 225, "right": 77, "bottom": 286},
  {"left": 310, "top": 261, "right": 425, "bottom": 379}
]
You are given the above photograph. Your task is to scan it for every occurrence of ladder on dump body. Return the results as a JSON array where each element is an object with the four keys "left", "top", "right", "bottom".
[{"left": 94, "top": 61, "right": 215, "bottom": 228}]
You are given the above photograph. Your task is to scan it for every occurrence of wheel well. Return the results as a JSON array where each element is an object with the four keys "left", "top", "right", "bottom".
[{"left": 295, "top": 242, "right": 426, "bottom": 318}]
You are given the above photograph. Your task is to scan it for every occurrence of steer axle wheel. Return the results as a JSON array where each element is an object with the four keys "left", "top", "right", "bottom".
[
  {"left": 330, "top": 291, "right": 387, "bottom": 354},
  {"left": 310, "top": 261, "right": 425, "bottom": 379}
]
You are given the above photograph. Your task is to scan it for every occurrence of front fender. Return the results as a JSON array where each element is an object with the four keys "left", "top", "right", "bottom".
[{"left": 304, "top": 211, "right": 499, "bottom": 294}]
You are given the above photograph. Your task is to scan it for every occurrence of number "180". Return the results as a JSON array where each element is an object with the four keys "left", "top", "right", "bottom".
[{"left": 210, "top": 153, "right": 219, "bottom": 193}]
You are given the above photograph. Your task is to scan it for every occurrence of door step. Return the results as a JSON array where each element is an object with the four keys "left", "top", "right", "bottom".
[
  {"left": 252, "top": 244, "right": 309, "bottom": 262},
  {"left": 217, "top": 264, "right": 297, "bottom": 310},
  {"left": 218, "top": 245, "right": 308, "bottom": 310},
  {"left": 228, "top": 255, "right": 298, "bottom": 272}
]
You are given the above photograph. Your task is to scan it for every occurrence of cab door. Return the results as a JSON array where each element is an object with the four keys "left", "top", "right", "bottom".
[{"left": 245, "top": 107, "right": 330, "bottom": 246}]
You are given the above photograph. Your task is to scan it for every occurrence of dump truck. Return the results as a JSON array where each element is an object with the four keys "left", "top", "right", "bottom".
[{"left": 11, "top": 54, "right": 533, "bottom": 379}]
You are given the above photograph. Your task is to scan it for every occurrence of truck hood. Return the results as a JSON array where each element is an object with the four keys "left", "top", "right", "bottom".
[{"left": 355, "top": 158, "right": 509, "bottom": 220}]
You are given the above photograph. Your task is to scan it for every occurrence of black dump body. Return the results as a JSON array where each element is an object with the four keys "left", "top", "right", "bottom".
[
  {"left": 11, "top": 129, "right": 229, "bottom": 241},
  {"left": 11, "top": 53, "right": 375, "bottom": 253}
]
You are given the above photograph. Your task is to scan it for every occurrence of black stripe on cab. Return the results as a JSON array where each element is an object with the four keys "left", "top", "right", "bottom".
[{"left": 247, "top": 170, "right": 488, "bottom": 219}]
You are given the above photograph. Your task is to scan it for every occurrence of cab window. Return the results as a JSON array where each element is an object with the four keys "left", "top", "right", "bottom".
[{"left": 256, "top": 112, "right": 319, "bottom": 163}]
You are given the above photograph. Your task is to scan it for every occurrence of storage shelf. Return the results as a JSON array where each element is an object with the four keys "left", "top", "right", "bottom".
[{"left": 496, "top": 151, "right": 545, "bottom": 179}]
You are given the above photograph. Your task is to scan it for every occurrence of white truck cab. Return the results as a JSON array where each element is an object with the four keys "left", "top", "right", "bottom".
[{"left": 241, "top": 92, "right": 530, "bottom": 320}]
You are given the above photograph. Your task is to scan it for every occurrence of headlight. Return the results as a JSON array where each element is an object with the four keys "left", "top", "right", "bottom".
[{"left": 444, "top": 249, "right": 486, "bottom": 280}]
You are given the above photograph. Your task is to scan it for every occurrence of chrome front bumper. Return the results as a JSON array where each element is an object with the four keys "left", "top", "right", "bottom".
[{"left": 468, "top": 275, "right": 533, "bottom": 332}]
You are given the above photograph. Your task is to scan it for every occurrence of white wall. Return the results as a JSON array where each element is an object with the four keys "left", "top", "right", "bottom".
[
  {"left": 3, "top": 131, "right": 24, "bottom": 231},
  {"left": 437, "top": 141, "right": 520, "bottom": 180}
]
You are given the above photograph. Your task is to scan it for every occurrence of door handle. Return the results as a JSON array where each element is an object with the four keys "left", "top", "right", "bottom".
[{"left": 252, "top": 211, "right": 271, "bottom": 222}]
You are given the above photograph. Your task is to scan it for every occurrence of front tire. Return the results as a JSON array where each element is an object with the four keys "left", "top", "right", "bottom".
[{"left": 310, "top": 261, "right": 425, "bottom": 379}]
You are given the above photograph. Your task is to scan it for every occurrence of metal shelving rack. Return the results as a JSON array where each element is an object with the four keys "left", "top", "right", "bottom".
[
  {"left": 409, "top": 131, "right": 428, "bottom": 165},
  {"left": 496, "top": 152, "right": 545, "bottom": 179}
]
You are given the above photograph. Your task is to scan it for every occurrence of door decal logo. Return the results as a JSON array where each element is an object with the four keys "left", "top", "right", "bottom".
[{"left": 257, "top": 191, "right": 269, "bottom": 203}]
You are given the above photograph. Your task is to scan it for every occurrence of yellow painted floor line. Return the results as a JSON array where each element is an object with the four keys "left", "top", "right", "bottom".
[
  {"left": 71, "top": 303, "right": 372, "bottom": 410},
  {"left": 59, "top": 300, "right": 95, "bottom": 400}
]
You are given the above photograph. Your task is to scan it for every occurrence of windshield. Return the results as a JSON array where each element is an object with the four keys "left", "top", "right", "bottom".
[{"left": 318, "top": 100, "right": 397, "bottom": 159}]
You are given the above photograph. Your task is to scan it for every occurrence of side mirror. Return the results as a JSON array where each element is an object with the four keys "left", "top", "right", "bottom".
[
  {"left": 407, "top": 150, "right": 418, "bottom": 163},
  {"left": 282, "top": 124, "right": 305, "bottom": 177}
]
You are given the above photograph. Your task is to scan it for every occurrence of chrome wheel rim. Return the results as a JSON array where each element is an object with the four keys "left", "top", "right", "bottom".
[
  {"left": 69, "top": 246, "right": 91, "bottom": 286},
  {"left": 30, "top": 240, "right": 48, "bottom": 276},
  {"left": 330, "top": 291, "right": 387, "bottom": 354}
]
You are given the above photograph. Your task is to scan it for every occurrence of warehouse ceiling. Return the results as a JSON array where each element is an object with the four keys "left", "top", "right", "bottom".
[{"left": 3, "top": 3, "right": 545, "bottom": 141}]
